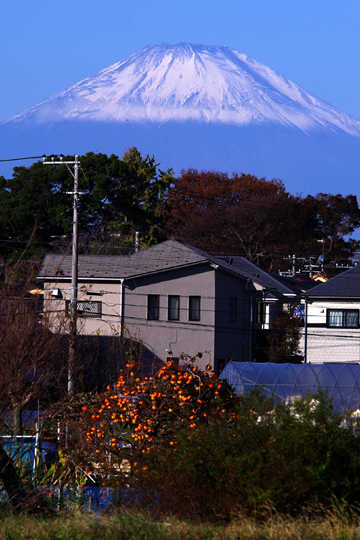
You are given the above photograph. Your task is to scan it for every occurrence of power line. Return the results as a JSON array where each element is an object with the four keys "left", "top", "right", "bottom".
[
  {"left": 0, "top": 207, "right": 73, "bottom": 250},
  {"left": 0, "top": 154, "right": 47, "bottom": 163}
]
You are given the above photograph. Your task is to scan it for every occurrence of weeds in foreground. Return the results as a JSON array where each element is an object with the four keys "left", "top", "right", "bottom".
[{"left": 1, "top": 508, "right": 360, "bottom": 540}]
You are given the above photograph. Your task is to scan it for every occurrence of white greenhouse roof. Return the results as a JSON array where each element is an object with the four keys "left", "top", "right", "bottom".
[{"left": 220, "top": 362, "right": 360, "bottom": 412}]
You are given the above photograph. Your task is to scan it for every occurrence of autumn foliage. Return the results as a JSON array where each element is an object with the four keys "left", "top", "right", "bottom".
[
  {"left": 164, "top": 169, "right": 360, "bottom": 272},
  {"left": 165, "top": 169, "right": 292, "bottom": 264}
]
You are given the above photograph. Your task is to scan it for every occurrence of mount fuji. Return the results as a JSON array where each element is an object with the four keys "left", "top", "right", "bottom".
[{"left": 2, "top": 43, "right": 360, "bottom": 197}]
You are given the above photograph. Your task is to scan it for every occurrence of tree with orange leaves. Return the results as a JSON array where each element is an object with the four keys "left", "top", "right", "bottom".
[
  {"left": 164, "top": 169, "right": 297, "bottom": 269},
  {"left": 163, "top": 169, "right": 360, "bottom": 273},
  {"left": 81, "top": 356, "right": 235, "bottom": 478}
]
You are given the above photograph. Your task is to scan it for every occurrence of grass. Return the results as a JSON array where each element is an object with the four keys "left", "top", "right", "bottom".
[{"left": 1, "top": 510, "right": 360, "bottom": 540}]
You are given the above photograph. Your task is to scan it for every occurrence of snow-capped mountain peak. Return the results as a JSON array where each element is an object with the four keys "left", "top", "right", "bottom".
[{"left": 5, "top": 42, "right": 360, "bottom": 136}]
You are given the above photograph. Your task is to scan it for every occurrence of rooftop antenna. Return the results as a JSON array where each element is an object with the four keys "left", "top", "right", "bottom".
[{"left": 135, "top": 231, "right": 140, "bottom": 253}]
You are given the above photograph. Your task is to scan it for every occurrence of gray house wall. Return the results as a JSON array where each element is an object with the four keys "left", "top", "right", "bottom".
[
  {"left": 44, "top": 281, "right": 122, "bottom": 336},
  {"left": 41, "top": 248, "right": 292, "bottom": 369},
  {"left": 122, "top": 264, "right": 216, "bottom": 370},
  {"left": 43, "top": 263, "right": 253, "bottom": 370},
  {"left": 214, "top": 271, "right": 250, "bottom": 372}
]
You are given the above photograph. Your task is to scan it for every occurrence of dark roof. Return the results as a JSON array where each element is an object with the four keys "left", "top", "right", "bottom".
[
  {"left": 271, "top": 274, "right": 319, "bottom": 294},
  {"left": 302, "top": 264, "right": 360, "bottom": 299},
  {"left": 216, "top": 256, "right": 297, "bottom": 298},
  {"left": 39, "top": 239, "right": 230, "bottom": 280},
  {"left": 38, "top": 239, "right": 296, "bottom": 299}
]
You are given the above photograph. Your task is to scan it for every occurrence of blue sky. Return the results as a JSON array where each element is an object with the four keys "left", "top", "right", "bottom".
[{"left": 1, "top": 0, "right": 360, "bottom": 124}]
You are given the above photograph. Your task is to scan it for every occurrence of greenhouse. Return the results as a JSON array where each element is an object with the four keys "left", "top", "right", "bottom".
[{"left": 219, "top": 362, "right": 360, "bottom": 413}]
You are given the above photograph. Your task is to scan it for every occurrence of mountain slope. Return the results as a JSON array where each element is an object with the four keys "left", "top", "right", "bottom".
[
  {"left": 2, "top": 43, "right": 360, "bottom": 200},
  {"left": 5, "top": 43, "right": 360, "bottom": 137}
]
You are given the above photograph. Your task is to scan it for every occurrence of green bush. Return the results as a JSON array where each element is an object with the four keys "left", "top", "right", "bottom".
[{"left": 139, "top": 392, "right": 360, "bottom": 521}]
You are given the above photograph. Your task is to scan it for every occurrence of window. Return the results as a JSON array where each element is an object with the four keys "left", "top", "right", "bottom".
[
  {"left": 327, "top": 309, "right": 359, "bottom": 328},
  {"left": 229, "top": 297, "right": 237, "bottom": 322},
  {"left": 168, "top": 295, "right": 180, "bottom": 320},
  {"left": 256, "top": 302, "right": 265, "bottom": 324},
  {"left": 189, "top": 296, "right": 200, "bottom": 321},
  {"left": 147, "top": 295, "right": 159, "bottom": 320},
  {"left": 66, "top": 300, "right": 102, "bottom": 318}
]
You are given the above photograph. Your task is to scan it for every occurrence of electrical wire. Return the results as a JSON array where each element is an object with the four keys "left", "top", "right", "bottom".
[
  {"left": 0, "top": 207, "right": 73, "bottom": 250},
  {"left": 0, "top": 154, "right": 47, "bottom": 163}
]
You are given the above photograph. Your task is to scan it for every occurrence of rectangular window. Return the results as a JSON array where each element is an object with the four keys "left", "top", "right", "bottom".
[
  {"left": 256, "top": 302, "right": 265, "bottom": 324},
  {"left": 327, "top": 309, "right": 359, "bottom": 328},
  {"left": 147, "top": 295, "right": 159, "bottom": 320},
  {"left": 168, "top": 295, "right": 180, "bottom": 321},
  {"left": 66, "top": 300, "right": 102, "bottom": 318},
  {"left": 189, "top": 296, "right": 201, "bottom": 321},
  {"left": 229, "top": 297, "right": 237, "bottom": 323}
]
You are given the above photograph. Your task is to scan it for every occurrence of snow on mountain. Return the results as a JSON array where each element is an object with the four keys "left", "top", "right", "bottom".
[
  {"left": 3, "top": 43, "right": 360, "bottom": 201},
  {"left": 5, "top": 43, "right": 360, "bottom": 137}
]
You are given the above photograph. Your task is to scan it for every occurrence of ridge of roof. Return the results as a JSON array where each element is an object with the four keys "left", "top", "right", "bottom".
[
  {"left": 37, "top": 238, "right": 295, "bottom": 297},
  {"left": 38, "top": 239, "right": 247, "bottom": 281}
]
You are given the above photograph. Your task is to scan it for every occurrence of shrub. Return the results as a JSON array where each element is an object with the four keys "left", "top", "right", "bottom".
[{"left": 139, "top": 392, "right": 360, "bottom": 521}]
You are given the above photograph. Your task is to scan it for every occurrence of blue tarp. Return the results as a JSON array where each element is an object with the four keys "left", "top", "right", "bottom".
[
  {"left": 220, "top": 362, "right": 360, "bottom": 412},
  {"left": 1, "top": 439, "right": 58, "bottom": 471}
]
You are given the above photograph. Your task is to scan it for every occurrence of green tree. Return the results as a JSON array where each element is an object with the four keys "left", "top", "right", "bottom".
[
  {"left": 268, "top": 312, "right": 301, "bottom": 363},
  {"left": 303, "top": 193, "right": 360, "bottom": 269},
  {"left": 0, "top": 149, "right": 173, "bottom": 260}
]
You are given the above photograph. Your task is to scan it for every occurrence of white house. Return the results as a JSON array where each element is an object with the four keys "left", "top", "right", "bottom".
[{"left": 301, "top": 265, "right": 360, "bottom": 363}]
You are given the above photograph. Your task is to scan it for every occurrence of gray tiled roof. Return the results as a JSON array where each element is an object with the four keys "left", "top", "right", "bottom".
[
  {"left": 302, "top": 265, "right": 360, "bottom": 299},
  {"left": 216, "top": 256, "right": 297, "bottom": 297},
  {"left": 38, "top": 238, "right": 295, "bottom": 298},
  {"left": 39, "top": 239, "right": 215, "bottom": 280}
]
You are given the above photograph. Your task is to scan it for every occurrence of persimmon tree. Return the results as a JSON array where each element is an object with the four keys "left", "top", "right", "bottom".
[{"left": 81, "top": 357, "right": 236, "bottom": 476}]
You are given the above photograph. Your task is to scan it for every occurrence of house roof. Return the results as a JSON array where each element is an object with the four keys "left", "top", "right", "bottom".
[
  {"left": 38, "top": 238, "right": 296, "bottom": 299},
  {"left": 302, "top": 264, "right": 360, "bottom": 299},
  {"left": 270, "top": 274, "right": 319, "bottom": 294},
  {"left": 39, "top": 239, "right": 226, "bottom": 280},
  {"left": 216, "top": 256, "right": 297, "bottom": 298}
]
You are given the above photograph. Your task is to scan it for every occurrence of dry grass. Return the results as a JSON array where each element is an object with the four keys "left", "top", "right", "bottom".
[{"left": 0, "top": 509, "right": 360, "bottom": 540}]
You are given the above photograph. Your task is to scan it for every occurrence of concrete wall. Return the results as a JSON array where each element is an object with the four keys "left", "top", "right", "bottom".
[
  {"left": 122, "top": 264, "right": 216, "bottom": 370},
  {"left": 300, "top": 300, "right": 360, "bottom": 363},
  {"left": 214, "top": 271, "right": 249, "bottom": 372},
  {"left": 43, "top": 281, "right": 121, "bottom": 336},
  {"left": 42, "top": 264, "right": 255, "bottom": 370}
]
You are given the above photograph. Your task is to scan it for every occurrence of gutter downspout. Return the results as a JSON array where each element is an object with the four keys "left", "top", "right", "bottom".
[
  {"left": 304, "top": 299, "right": 308, "bottom": 364},
  {"left": 119, "top": 279, "right": 125, "bottom": 341},
  {"left": 245, "top": 280, "right": 253, "bottom": 362}
]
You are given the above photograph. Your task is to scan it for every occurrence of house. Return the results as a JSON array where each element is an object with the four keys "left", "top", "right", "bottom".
[
  {"left": 38, "top": 239, "right": 298, "bottom": 372},
  {"left": 301, "top": 265, "right": 360, "bottom": 363}
]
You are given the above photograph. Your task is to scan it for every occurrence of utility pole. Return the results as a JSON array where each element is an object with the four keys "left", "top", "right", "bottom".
[{"left": 44, "top": 155, "right": 80, "bottom": 395}]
